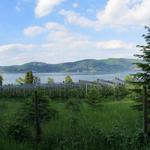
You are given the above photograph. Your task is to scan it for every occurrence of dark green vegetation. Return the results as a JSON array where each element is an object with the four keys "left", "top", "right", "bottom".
[
  {"left": 0, "top": 58, "right": 139, "bottom": 73},
  {"left": 0, "top": 95, "right": 147, "bottom": 150},
  {"left": 16, "top": 71, "right": 40, "bottom": 85},
  {"left": 0, "top": 75, "right": 3, "bottom": 86},
  {"left": 0, "top": 69, "right": 149, "bottom": 150},
  {"left": 0, "top": 82, "right": 149, "bottom": 150},
  {"left": 129, "top": 26, "right": 150, "bottom": 135}
]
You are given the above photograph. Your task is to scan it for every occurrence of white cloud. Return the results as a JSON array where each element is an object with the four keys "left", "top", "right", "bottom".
[
  {"left": 16, "top": 4, "right": 21, "bottom": 12},
  {"left": 45, "top": 22, "right": 67, "bottom": 31},
  {"left": 23, "top": 26, "right": 44, "bottom": 36},
  {"left": 97, "top": 0, "right": 150, "bottom": 27},
  {"left": 0, "top": 44, "right": 40, "bottom": 65},
  {"left": 6, "top": 22, "right": 136, "bottom": 65},
  {"left": 45, "top": 24, "right": 134, "bottom": 50},
  {"left": 72, "top": 3, "right": 79, "bottom": 8},
  {"left": 35, "top": 0, "right": 64, "bottom": 18},
  {"left": 0, "top": 44, "right": 35, "bottom": 53},
  {"left": 60, "top": 10, "right": 99, "bottom": 30},
  {"left": 0, "top": 40, "right": 137, "bottom": 65},
  {"left": 96, "top": 40, "right": 134, "bottom": 49},
  {"left": 0, "top": 1, "right": 144, "bottom": 65},
  {"left": 15, "top": 0, "right": 33, "bottom": 12},
  {"left": 23, "top": 22, "right": 67, "bottom": 37},
  {"left": 60, "top": 0, "right": 150, "bottom": 30}
]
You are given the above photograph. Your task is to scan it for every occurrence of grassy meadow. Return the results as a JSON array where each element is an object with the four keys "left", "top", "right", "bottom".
[{"left": 0, "top": 95, "right": 146, "bottom": 150}]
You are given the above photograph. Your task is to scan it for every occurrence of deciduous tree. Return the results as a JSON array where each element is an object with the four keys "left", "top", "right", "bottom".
[{"left": 64, "top": 75, "right": 73, "bottom": 84}]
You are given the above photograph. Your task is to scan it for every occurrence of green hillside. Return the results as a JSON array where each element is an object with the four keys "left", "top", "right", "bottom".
[{"left": 0, "top": 58, "right": 139, "bottom": 73}]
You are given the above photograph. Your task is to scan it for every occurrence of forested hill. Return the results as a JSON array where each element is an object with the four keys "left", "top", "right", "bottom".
[{"left": 0, "top": 58, "right": 139, "bottom": 73}]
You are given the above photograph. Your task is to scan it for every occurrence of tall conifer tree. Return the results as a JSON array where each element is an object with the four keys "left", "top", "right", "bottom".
[
  {"left": 25, "top": 71, "right": 34, "bottom": 84},
  {"left": 0, "top": 75, "right": 3, "bottom": 86},
  {"left": 134, "top": 26, "right": 150, "bottom": 134}
]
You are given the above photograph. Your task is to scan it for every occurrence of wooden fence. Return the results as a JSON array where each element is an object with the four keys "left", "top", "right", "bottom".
[{"left": 0, "top": 79, "right": 124, "bottom": 98}]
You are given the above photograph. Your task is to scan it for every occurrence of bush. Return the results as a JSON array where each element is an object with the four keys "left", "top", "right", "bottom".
[
  {"left": 38, "top": 124, "right": 150, "bottom": 150},
  {"left": 100, "top": 86, "right": 114, "bottom": 97},
  {"left": 8, "top": 123, "right": 30, "bottom": 142},
  {"left": 106, "top": 125, "right": 129, "bottom": 150},
  {"left": 86, "top": 86, "right": 100, "bottom": 106},
  {"left": 114, "top": 85, "right": 128, "bottom": 100},
  {"left": 66, "top": 98, "right": 81, "bottom": 112}
]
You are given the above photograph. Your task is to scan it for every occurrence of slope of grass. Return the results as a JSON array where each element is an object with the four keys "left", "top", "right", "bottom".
[
  {"left": 43, "top": 98, "right": 142, "bottom": 136},
  {"left": 0, "top": 97, "right": 143, "bottom": 149}
]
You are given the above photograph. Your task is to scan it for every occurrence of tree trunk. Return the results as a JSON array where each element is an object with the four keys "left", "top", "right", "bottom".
[
  {"left": 34, "top": 90, "right": 41, "bottom": 148},
  {"left": 143, "top": 85, "right": 148, "bottom": 134}
]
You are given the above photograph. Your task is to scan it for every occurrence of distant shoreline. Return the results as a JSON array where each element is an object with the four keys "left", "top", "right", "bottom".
[
  {"left": 1, "top": 70, "right": 138, "bottom": 85},
  {"left": 0, "top": 70, "right": 137, "bottom": 74}
]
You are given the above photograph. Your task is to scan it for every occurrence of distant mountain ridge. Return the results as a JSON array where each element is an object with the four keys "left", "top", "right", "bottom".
[{"left": 0, "top": 58, "right": 139, "bottom": 73}]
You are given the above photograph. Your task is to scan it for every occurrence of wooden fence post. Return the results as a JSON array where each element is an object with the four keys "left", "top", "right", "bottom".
[{"left": 85, "top": 83, "right": 88, "bottom": 96}]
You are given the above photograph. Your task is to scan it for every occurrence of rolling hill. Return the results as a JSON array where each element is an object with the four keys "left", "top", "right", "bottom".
[{"left": 0, "top": 58, "right": 139, "bottom": 73}]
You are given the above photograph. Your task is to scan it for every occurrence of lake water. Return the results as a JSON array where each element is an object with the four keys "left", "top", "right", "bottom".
[{"left": 0, "top": 71, "right": 138, "bottom": 85}]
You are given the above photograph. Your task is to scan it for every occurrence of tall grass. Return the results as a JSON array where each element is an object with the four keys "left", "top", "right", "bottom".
[{"left": 0, "top": 97, "right": 146, "bottom": 150}]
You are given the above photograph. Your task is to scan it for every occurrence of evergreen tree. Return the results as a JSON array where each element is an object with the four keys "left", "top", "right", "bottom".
[
  {"left": 11, "top": 89, "right": 58, "bottom": 146},
  {"left": 16, "top": 71, "right": 35, "bottom": 85},
  {"left": 0, "top": 75, "right": 3, "bottom": 86},
  {"left": 86, "top": 86, "right": 100, "bottom": 106},
  {"left": 134, "top": 26, "right": 150, "bottom": 134},
  {"left": 25, "top": 71, "right": 34, "bottom": 84}
]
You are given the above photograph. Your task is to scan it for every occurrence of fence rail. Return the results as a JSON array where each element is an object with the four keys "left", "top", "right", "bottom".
[{"left": 0, "top": 79, "right": 124, "bottom": 98}]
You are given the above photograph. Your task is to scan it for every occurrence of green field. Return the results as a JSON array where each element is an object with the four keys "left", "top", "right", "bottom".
[{"left": 0, "top": 96, "right": 146, "bottom": 150}]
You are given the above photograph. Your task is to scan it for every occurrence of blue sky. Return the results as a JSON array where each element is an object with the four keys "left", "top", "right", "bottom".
[{"left": 0, "top": 0, "right": 149, "bottom": 65}]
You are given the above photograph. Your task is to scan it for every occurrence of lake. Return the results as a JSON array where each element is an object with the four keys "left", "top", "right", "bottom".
[{"left": 0, "top": 71, "right": 138, "bottom": 85}]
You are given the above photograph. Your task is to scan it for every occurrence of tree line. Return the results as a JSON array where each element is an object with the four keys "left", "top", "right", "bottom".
[{"left": 0, "top": 71, "right": 73, "bottom": 86}]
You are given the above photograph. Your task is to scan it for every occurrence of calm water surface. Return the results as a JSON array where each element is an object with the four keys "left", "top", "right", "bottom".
[{"left": 0, "top": 71, "right": 138, "bottom": 84}]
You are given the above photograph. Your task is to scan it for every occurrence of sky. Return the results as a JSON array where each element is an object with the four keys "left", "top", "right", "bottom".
[{"left": 0, "top": 0, "right": 150, "bottom": 65}]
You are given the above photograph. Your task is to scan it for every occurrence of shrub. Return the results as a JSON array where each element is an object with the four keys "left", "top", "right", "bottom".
[
  {"left": 86, "top": 86, "right": 100, "bottom": 106},
  {"left": 8, "top": 123, "right": 30, "bottom": 142},
  {"left": 114, "top": 85, "right": 128, "bottom": 100},
  {"left": 66, "top": 98, "right": 81, "bottom": 112},
  {"left": 64, "top": 75, "right": 73, "bottom": 84}
]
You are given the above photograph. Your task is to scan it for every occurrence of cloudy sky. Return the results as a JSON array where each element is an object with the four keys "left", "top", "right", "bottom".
[{"left": 0, "top": 0, "right": 149, "bottom": 65}]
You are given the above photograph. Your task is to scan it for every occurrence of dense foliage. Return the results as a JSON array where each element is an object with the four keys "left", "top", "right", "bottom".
[
  {"left": 134, "top": 26, "right": 150, "bottom": 84},
  {"left": 64, "top": 75, "right": 73, "bottom": 84},
  {"left": 8, "top": 89, "right": 58, "bottom": 144},
  {"left": 0, "top": 95, "right": 149, "bottom": 150},
  {"left": 0, "top": 75, "right": 3, "bottom": 86},
  {"left": 16, "top": 71, "right": 40, "bottom": 85},
  {"left": 132, "top": 26, "right": 150, "bottom": 134}
]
